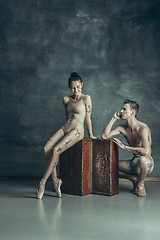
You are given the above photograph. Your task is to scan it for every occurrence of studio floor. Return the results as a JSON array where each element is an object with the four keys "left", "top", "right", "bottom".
[{"left": 1, "top": 180, "right": 160, "bottom": 240}]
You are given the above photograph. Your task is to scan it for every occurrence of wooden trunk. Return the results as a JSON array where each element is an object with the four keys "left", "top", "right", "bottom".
[
  {"left": 59, "top": 138, "right": 119, "bottom": 196},
  {"left": 59, "top": 139, "right": 92, "bottom": 196},
  {"left": 92, "top": 139, "right": 119, "bottom": 196}
]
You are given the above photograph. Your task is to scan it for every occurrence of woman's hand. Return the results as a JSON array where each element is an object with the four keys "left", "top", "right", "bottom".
[{"left": 90, "top": 135, "right": 97, "bottom": 139}]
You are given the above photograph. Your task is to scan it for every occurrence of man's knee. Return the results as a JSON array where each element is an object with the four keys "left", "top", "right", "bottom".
[{"left": 138, "top": 156, "right": 151, "bottom": 170}]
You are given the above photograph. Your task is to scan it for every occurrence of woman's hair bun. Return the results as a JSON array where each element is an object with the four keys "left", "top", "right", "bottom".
[
  {"left": 68, "top": 72, "right": 83, "bottom": 88},
  {"left": 70, "top": 72, "right": 79, "bottom": 77}
]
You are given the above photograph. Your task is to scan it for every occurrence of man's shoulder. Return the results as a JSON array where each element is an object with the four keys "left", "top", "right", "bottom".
[
  {"left": 137, "top": 121, "right": 151, "bottom": 135},
  {"left": 137, "top": 120, "right": 150, "bottom": 130}
]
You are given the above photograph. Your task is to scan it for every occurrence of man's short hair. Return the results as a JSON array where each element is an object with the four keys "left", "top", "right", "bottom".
[{"left": 124, "top": 99, "right": 139, "bottom": 116}]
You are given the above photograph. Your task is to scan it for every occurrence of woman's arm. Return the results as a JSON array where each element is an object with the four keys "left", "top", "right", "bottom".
[
  {"left": 63, "top": 96, "right": 69, "bottom": 118},
  {"left": 84, "top": 95, "right": 96, "bottom": 139}
]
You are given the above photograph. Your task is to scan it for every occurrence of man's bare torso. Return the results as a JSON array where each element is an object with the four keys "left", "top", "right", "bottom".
[{"left": 119, "top": 120, "right": 152, "bottom": 156}]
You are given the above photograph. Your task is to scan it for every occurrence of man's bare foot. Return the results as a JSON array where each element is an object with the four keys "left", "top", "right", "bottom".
[
  {"left": 137, "top": 183, "right": 146, "bottom": 197},
  {"left": 130, "top": 176, "right": 138, "bottom": 194}
]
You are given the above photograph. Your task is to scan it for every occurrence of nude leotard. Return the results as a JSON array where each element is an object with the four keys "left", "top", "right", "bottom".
[{"left": 61, "top": 97, "right": 86, "bottom": 134}]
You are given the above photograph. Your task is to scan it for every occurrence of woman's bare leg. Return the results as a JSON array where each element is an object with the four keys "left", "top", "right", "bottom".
[
  {"left": 37, "top": 128, "right": 84, "bottom": 198},
  {"left": 44, "top": 128, "right": 65, "bottom": 179},
  {"left": 43, "top": 128, "right": 84, "bottom": 180},
  {"left": 37, "top": 129, "right": 64, "bottom": 197},
  {"left": 44, "top": 129, "right": 64, "bottom": 161}
]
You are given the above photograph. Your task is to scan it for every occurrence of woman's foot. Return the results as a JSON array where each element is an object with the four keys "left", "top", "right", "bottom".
[
  {"left": 53, "top": 178, "right": 63, "bottom": 198},
  {"left": 36, "top": 178, "right": 46, "bottom": 199}
]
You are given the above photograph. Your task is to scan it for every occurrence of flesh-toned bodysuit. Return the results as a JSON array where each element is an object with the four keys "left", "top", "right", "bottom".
[
  {"left": 42, "top": 95, "right": 87, "bottom": 182},
  {"left": 61, "top": 96, "right": 86, "bottom": 134}
]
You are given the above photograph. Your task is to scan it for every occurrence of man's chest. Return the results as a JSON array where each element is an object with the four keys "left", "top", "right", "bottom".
[{"left": 124, "top": 131, "right": 141, "bottom": 147}]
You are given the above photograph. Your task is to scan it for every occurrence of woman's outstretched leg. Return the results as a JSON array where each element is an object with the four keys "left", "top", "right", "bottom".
[
  {"left": 44, "top": 129, "right": 64, "bottom": 161},
  {"left": 43, "top": 128, "right": 83, "bottom": 179},
  {"left": 36, "top": 129, "right": 64, "bottom": 199},
  {"left": 37, "top": 128, "right": 84, "bottom": 198},
  {"left": 44, "top": 129, "right": 65, "bottom": 188}
]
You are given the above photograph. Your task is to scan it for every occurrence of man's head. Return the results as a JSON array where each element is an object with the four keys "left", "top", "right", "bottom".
[{"left": 120, "top": 99, "right": 139, "bottom": 119}]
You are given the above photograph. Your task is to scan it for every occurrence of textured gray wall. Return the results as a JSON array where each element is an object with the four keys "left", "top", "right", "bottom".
[{"left": 0, "top": 0, "right": 160, "bottom": 177}]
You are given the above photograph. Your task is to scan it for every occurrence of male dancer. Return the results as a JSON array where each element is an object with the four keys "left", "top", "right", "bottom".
[{"left": 101, "top": 99, "right": 154, "bottom": 197}]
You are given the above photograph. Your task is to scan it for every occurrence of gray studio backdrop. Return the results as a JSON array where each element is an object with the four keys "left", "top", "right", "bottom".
[{"left": 0, "top": 0, "right": 160, "bottom": 177}]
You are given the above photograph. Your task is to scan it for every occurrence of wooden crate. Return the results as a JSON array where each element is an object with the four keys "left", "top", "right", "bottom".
[
  {"left": 92, "top": 139, "right": 119, "bottom": 196},
  {"left": 59, "top": 138, "right": 119, "bottom": 196},
  {"left": 59, "top": 139, "right": 92, "bottom": 196}
]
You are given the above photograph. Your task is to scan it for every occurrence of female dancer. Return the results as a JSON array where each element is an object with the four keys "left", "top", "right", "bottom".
[{"left": 36, "top": 72, "right": 96, "bottom": 199}]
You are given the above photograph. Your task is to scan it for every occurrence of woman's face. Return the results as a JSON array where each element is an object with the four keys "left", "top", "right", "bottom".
[{"left": 70, "top": 80, "right": 83, "bottom": 97}]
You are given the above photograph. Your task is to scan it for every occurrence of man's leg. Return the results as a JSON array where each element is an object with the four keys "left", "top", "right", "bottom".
[
  {"left": 135, "top": 156, "right": 152, "bottom": 197},
  {"left": 119, "top": 160, "right": 138, "bottom": 191}
]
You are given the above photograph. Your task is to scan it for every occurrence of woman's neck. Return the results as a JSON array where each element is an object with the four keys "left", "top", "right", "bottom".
[{"left": 73, "top": 93, "right": 83, "bottom": 100}]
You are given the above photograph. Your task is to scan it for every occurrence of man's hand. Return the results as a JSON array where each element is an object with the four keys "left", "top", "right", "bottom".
[
  {"left": 113, "top": 138, "right": 126, "bottom": 150},
  {"left": 113, "top": 112, "right": 121, "bottom": 120}
]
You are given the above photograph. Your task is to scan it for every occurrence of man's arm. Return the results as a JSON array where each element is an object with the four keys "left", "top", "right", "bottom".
[
  {"left": 101, "top": 112, "right": 122, "bottom": 140},
  {"left": 113, "top": 127, "right": 150, "bottom": 156}
]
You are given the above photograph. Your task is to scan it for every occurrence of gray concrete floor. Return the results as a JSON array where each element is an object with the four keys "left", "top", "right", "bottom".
[{"left": 0, "top": 180, "right": 160, "bottom": 240}]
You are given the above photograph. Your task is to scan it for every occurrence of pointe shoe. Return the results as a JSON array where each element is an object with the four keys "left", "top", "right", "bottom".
[
  {"left": 53, "top": 178, "right": 63, "bottom": 198},
  {"left": 137, "top": 184, "right": 146, "bottom": 197},
  {"left": 36, "top": 179, "right": 46, "bottom": 199}
]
